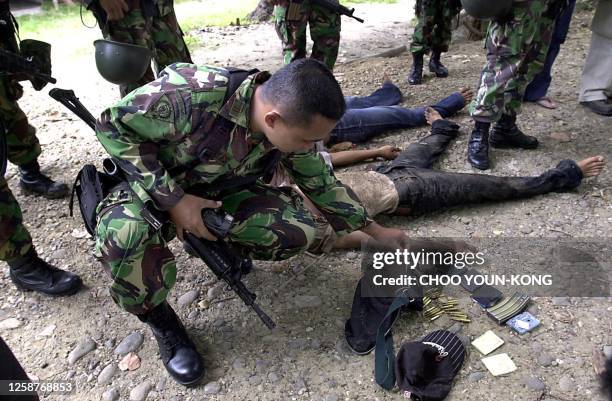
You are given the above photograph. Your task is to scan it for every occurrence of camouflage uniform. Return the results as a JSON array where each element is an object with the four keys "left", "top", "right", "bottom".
[
  {"left": 469, "top": 0, "right": 564, "bottom": 122},
  {"left": 93, "top": 0, "right": 192, "bottom": 96},
  {"left": 410, "top": 0, "right": 462, "bottom": 56},
  {"left": 0, "top": 3, "right": 39, "bottom": 263},
  {"left": 94, "top": 63, "right": 370, "bottom": 315},
  {"left": 274, "top": 0, "right": 341, "bottom": 70},
  {"left": 0, "top": 3, "right": 42, "bottom": 169}
]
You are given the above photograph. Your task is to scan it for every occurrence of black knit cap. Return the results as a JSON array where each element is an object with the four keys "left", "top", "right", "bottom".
[{"left": 394, "top": 330, "right": 465, "bottom": 401}]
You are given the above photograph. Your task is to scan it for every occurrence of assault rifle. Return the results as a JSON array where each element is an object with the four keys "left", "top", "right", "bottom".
[
  {"left": 0, "top": 47, "right": 57, "bottom": 86},
  {"left": 48, "top": 88, "right": 276, "bottom": 329},
  {"left": 310, "top": 0, "right": 364, "bottom": 23}
]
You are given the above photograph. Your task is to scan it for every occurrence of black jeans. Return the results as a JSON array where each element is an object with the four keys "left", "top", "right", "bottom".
[{"left": 375, "top": 120, "right": 583, "bottom": 215}]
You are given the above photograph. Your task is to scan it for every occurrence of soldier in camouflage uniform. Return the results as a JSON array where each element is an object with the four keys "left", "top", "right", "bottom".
[
  {"left": 467, "top": 0, "right": 565, "bottom": 170},
  {"left": 0, "top": 0, "right": 82, "bottom": 296},
  {"left": 93, "top": 59, "right": 407, "bottom": 385},
  {"left": 272, "top": 0, "right": 341, "bottom": 70},
  {"left": 408, "top": 0, "right": 462, "bottom": 85},
  {"left": 86, "top": 0, "right": 192, "bottom": 96}
]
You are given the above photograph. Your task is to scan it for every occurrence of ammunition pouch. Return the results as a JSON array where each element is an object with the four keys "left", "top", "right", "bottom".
[
  {"left": 19, "top": 39, "right": 52, "bottom": 90},
  {"left": 70, "top": 161, "right": 123, "bottom": 237}
]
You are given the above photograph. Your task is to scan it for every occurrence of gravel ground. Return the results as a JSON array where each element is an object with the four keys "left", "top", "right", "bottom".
[{"left": 0, "top": 3, "right": 611, "bottom": 401}]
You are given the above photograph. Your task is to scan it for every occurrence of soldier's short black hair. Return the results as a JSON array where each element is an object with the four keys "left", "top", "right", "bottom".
[{"left": 262, "top": 59, "right": 346, "bottom": 126}]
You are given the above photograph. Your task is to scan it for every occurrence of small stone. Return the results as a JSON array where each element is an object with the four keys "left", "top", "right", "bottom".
[
  {"left": 68, "top": 339, "right": 96, "bottom": 365},
  {"left": 156, "top": 376, "right": 167, "bottom": 391},
  {"left": 97, "top": 364, "right": 117, "bottom": 385},
  {"left": 524, "top": 377, "right": 546, "bottom": 392},
  {"left": 177, "top": 290, "right": 199, "bottom": 308},
  {"left": 558, "top": 375, "right": 573, "bottom": 392},
  {"left": 102, "top": 388, "right": 120, "bottom": 401},
  {"left": 268, "top": 372, "right": 280, "bottom": 383},
  {"left": 232, "top": 357, "right": 246, "bottom": 370},
  {"left": 469, "top": 372, "right": 485, "bottom": 382},
  {"left": 550, "top": 132, "right": 571, "bottom": 142},
  {"left": 0, "top": 318, "right": 22, "bottom": 330},
  {"left": 129, "top": 381, "right": 152, "bottom": 401},
  {"left": 552, "top": 297, "right": 570, "bottom": 306},
  {"left": 293, "top": 295, "right": 322, "bottom": 309},
  {"left": 603, "top": 345, "right": 612, "bottom": 359},
  {"left": 203, "top": 381, "right": 221, "bottom": 395},
  {"left": 207, "top": 283, "right": 225, "bottom": 300},
  {"left": 213, "top": 317, "right": 226, "bottom": 328},
  {"left": 346, "top": 252, "right": 358, "bottom": 259},
  {"left": 114, "top": 332, "right": 144, "bottom": 355},
  {"left": 105, "top": 339, "right": 116, "bottom": 349},
  {"left": 325, "top": 395, "right": 339, "bottom": 401},
  {"left": 538, "top": 353, "right": 555, "bottom": 367},
  {"left": 118, "top": 352, "right": 141, "bottom": 371}
]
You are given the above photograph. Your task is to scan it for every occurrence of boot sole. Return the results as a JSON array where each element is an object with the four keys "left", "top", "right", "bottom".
[
  {"left": 490, "top": 141, "right": 539, "bottom": 150},
  {"left": 10, "top": 274, "right": 82, "bottom": 297},
  {"left": 19, "top": 186, "right": 69, "bottom": 200}
]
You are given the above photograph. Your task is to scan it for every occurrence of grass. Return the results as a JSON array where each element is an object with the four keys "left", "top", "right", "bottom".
[{"left": 15, "top": 0, "right": 398, "bottom": 50}]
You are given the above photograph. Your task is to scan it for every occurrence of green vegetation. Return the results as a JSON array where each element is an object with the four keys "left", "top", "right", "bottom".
[{"left": 15, "top": 0, "right": 397, "bottom": 50}]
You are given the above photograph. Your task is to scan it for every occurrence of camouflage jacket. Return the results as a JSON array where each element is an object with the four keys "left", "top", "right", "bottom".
[{"left": 95, "top": 63, "right": 371, "bottom": 235}]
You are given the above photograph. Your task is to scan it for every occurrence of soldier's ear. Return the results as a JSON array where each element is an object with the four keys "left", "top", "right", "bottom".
[{"left": 264, "top": 111, "right": 281, "bottom": 129}]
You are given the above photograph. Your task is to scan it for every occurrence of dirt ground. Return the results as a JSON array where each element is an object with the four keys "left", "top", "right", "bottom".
[{"left": 1, "top": 2, "right": 611, "bottom": 401}]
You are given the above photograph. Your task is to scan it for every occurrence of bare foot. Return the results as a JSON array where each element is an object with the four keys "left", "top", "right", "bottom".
[
  {"left": 425, "top": 107, "right": 443, "bottom": 125},
  {"left": 577, "top": 156, "right": 605, "bottom": 177},
  {"left": 460, "top": 87, "right": 474, "bottom": 104}
]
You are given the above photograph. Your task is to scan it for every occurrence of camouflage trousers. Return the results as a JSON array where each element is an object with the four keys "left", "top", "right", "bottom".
[
  {"left": 0, "top": 176, "right": 33, "bottom": 261},
  {"left": 410, "top": 0, "right": 461, "bottom": 55},
  {"left": 0, "top": 77, "right": 41, "bottom": 167},
  {"left": 100, "top": 0, "right": 192, "bottom": 96},
  {"left": 469, "top": 0, "right": 563, "bottom": 122},
  {"left": 274, "top": 0, "right": 341, "bottom": 70},
  {"left": 94, "top": 182, "right": 331, "bottom": 315}
]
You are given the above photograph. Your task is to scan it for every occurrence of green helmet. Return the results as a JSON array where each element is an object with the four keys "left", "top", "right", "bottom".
[
  {"left": 460, "top": 0, "right": 512, "bottom": 20},
  {"left": 94, "top": 39, "right": 152, "bottom": 85}
]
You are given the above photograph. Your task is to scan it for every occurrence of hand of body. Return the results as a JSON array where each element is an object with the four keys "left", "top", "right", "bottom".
[
  {"left": 376, "top": 145, "right": 401, "bottom": 160},
  {"left": 99, "top": 0, "right": 129, "bottom": 20},
  {"left": 168, "top": 194, "right": 222, "bottom": 241}
]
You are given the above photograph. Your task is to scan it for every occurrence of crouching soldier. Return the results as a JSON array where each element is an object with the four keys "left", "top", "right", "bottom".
[{"left": 93, "top": 58, "right": 407, "bottom": 385}]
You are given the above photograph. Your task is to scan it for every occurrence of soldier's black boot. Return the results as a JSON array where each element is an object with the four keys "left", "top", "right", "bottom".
[
  {"left": 490, "top": 114, "right": 539, "bottom": 149},
  {"left": 139, "top": 302, "right": 205, "bottom": 386},
  {"left": 19, "top": 160, "right": 69, "bottom": 199},
  {"left": 467, "top": 121, "right": 491, "bottom": 170},
  {"left": 408, "top": 53, "right": 424, "bottom": 85},
  {"left": 8, "top": 249, "right": 82, "bottom": 296},
  {"left": 428, "top": 50, "right": 449, "bottom": 78}
]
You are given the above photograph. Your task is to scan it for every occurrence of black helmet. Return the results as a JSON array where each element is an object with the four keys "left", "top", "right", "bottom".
[
  {"left": 94, "top": 39, "right": 151, "bottom": 85},
  {"left": 460, "top": 0, "right": 513, "bottom": 20}
]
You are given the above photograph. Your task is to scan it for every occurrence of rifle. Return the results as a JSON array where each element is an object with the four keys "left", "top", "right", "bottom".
[
  {"left": 49, "top": 88, "right": 276, "bottom": 329},
  {"left": 310, "top": 0, "right": 364, "bottom": 23},
  {"left": 0, "top": 47, "right": 57, "bottom": 86}
]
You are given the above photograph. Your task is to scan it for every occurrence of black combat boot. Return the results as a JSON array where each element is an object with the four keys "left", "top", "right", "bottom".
[
  {"left": 490, "top": 114, "right": 539, "bottom": 149},
  {"left": 467, "top": 121, "right": 491, "bottom": 170},
  {"left": 139, "top": 302, "right": 205, "bottom": 386},
  {"left": 19, "top": 160, "right": 69, "bottom": 199},
  {"left": 8, "top": 249, "right": 82, "bottom": 296},
  {"left": 408, "top": 53, "right": 424, "bottom": 85},
  {"left": 428, "top": 50, "right": 449, "bottom": 78}
]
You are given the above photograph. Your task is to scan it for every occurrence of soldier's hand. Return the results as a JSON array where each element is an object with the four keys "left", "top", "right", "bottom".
[
  {"left": 100, "top": 0, "right": 129, "bottom": 20},
  {"left": 377, "top": 145, "right": 401, "bottom": 160},
  {"left": 169, "top": 194, "right": 221, "bottom": 242}
]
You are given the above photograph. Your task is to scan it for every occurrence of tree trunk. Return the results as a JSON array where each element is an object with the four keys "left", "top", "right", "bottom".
[{"left": 247, "top": 0, "right": 275, "bottom": 22}]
